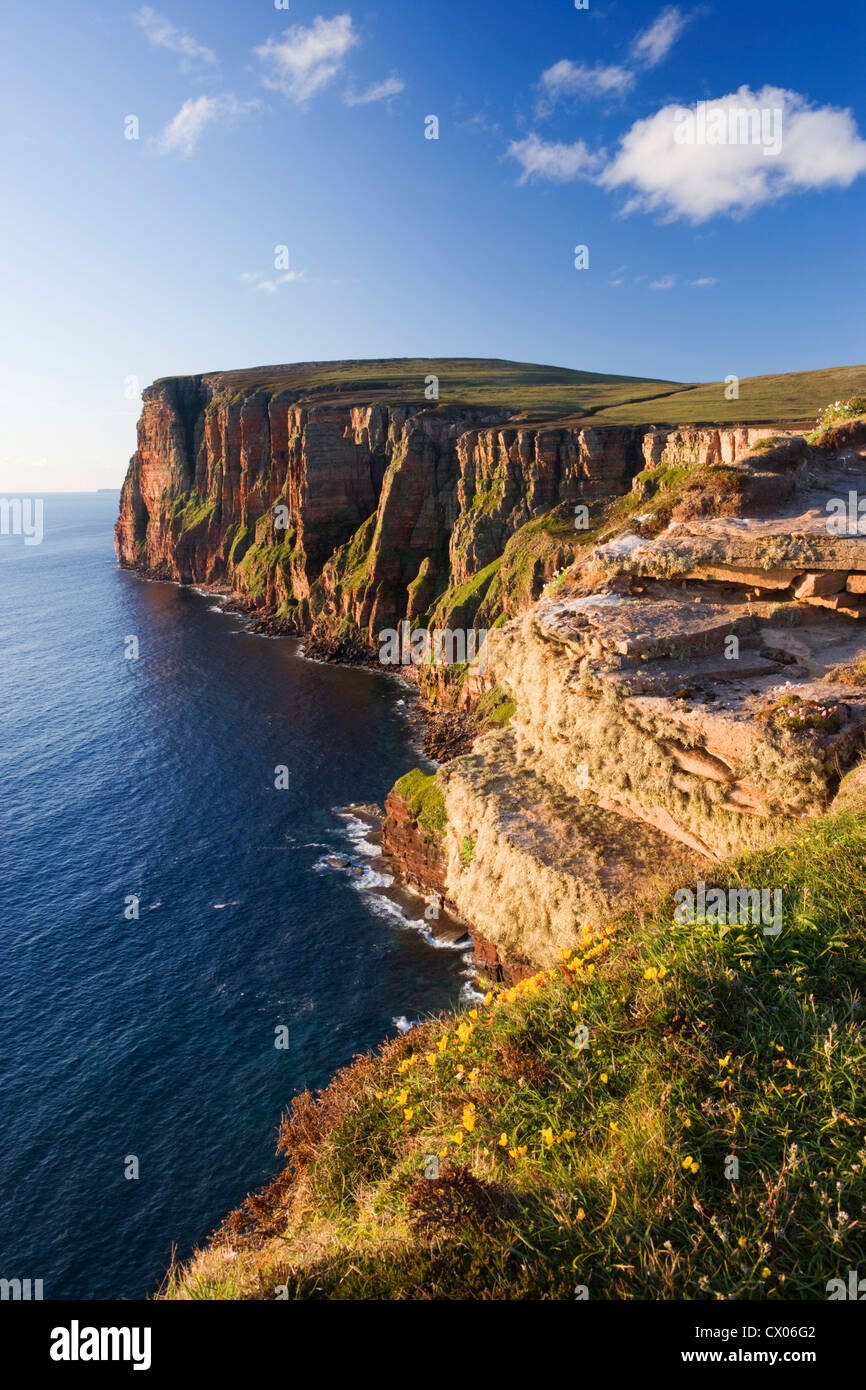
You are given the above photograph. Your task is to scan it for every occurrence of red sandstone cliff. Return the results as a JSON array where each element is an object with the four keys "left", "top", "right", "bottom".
[{"left": 115, "top": 371, "right": 660, "bottom": 639}]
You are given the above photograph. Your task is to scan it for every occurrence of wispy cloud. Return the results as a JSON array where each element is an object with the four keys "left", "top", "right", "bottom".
[
  {"left": 134, "top": 6, "right": 216, "bottom": 71},
  {"left": 456, "top": 108, "right": 502, "bottom": 137},
  {"left": 344, "top": 72, "right": 404, "bottom": 106},
  {"left": 601, "top": 86, "right": 866, "bottom": 221},
  {"left": 650, "top": 274, "right": 676, "bottom": 290},
  {"left": 506, "top": 133, "right": 605, "bottom": 184},
  {"left": 536, "top": 6, "right": 686, "bottom": 115},
  {"left": 538, "top": 59, "right": 633, "bottom": 114},
  {"left": 156, "top": 94, "right": 259, "bottom": 156},
  {"left": 630, "top": 6, "right": 688, "bottom": 68},
  {"left": 254, "top": 14, "right": 358, "bottom": 103},
  {"left": 690, "top": 276, "right": 718, "bottom": 287},
  {"left": 241, "top": 270, "right": 307, "bottom": 294}
]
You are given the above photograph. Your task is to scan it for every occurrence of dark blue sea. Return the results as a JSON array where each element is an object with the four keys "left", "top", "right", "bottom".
[{"left": 0, "top": 493, "right": 470, "bottom": 1299}]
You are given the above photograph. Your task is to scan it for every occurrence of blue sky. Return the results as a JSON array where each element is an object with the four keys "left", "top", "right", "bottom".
[{"left": 1, "top": 0, "right": 865, "bottom": 490}]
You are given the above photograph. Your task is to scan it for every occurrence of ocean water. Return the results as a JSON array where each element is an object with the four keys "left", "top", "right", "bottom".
[{"left": 0, "top": 493, "right": 470, "bottom": 1299}]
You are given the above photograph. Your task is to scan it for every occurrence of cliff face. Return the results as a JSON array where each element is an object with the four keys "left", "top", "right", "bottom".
[
  {"left": 119, "top": 366, "right": 845, "bottom": 980},
  {"left": 433, "top": 432, "right": 866, "bottom": 970},
  {"left": 116, "top": 372, "right": 780, "bottom": 640}
]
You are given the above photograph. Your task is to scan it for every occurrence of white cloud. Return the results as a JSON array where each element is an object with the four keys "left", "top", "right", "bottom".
[
  {"left": 536, "top": 7, "right": 686, "bottom": 113},
  {"left": 650, "top": 274, "right": 676, "bottom": 290},
  {"left": 507, "top": 133, "right": 604, "bottom": 184},
  {"left": 690, "top": 276, "right": 718, "bottom": 287},
  {"left": 600, "top": 86, "right": 866, "bottom": 221},
  {"left": 156, "top": 95, "right": 259, "bottom": 156},
  {"left": 135, "top": 6, "right": 216, "bottom": 70},
  {"left": 254, "top": 14, "right": 358, "bottom": 103},
  {"left": 344, "top": 72, "right": 404, "bottom": 106},
  {"left": 538, "top": 59, "right": 633, "bottom": 113},
  {"left": 630, "top": 7, "right": 687, "bottom": 68},
  {"left": 251, "top": 271, "right": 307, "bottom": 294}
]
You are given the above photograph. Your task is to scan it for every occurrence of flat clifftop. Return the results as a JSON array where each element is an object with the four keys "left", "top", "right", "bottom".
[
  {"left": 150, "top": 356, "right": 682, "bottom": 425},
  {"left": 146, "top": 357, "right": 866, "bottom": 427}
]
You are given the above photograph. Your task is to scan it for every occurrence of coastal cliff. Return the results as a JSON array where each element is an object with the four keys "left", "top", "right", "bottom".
[
  {"left": 140, "top": 368, "right": 866, "bottom": 1301},
  {"left": 115, "top": 363, "right": 786, "bottom": 644},
  {"left": 117, "top": 363, "right": 866, "bottom": 982}
]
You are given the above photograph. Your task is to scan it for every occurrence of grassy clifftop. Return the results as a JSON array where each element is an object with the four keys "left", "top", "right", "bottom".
[
  {"left": 591, "top": 365, "right": 866, "bottom": 428},
  {"left": 151, "top": 357, "right": 866, "bottom": 427},
  {"left": 165, "top": 793, "right": 866, "bottom": 1301}
]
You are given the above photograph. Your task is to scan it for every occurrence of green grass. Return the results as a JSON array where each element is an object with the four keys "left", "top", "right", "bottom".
[
  {"left": 155, "top": 358, "right": 866, "bottom": 434},
  {"left": 235, "top": 536, "right": 293, "bottom": 600},
  {"left": 428, "top": 557, "right": 501, "bottom": 630},
  {"left": 476, "top": 683, "right": 516, "bottom": 728},
  {"left": 591, "top": 365, "right": 866, "bottom": 427},
  {"left": 393, "top": 768, "right": 447, "bottom": 844},
  {"left": 167, "top": 797, "right": 866, "bottom": 1300},
  {"left": 154, "top": 357, "right": 683, "bottom": 425},
  {"left": 171, "top": 492, "right": 217, "bottom": 534}
]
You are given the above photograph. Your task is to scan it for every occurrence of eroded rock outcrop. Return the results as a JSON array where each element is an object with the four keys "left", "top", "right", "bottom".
[{"left": 433, "top": 438, "right": 866, "bottom": 970}]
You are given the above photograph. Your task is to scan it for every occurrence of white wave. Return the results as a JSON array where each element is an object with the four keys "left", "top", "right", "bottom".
[{"left": 459, "top": 978, "right": 485, "bottom": 1007}]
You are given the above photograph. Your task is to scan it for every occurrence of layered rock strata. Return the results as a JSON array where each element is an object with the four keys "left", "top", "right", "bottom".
[
  {"left": 116, "top": 374, "right": 783, "bottom": 639},
  {"left": 435, "top": 442, "right": 866, "bottom": 969}
]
